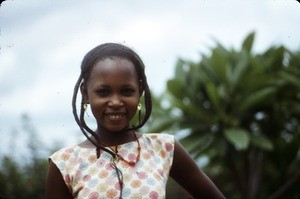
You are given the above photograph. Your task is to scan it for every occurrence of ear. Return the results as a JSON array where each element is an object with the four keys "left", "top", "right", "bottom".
[{"left": 80, "top": 82, "right": 89, "bottom": 102}]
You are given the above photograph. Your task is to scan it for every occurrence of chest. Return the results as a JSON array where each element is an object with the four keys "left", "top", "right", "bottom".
[{"left": 70, "top": 144, "right": 171, "bottom": 198}]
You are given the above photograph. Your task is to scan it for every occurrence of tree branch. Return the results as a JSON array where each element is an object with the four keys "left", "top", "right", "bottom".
[{"left": 268, "top": 171, "right": 300, "bottom": 199}]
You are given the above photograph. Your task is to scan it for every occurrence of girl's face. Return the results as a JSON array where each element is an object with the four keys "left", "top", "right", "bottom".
[{"left": 84, "top": 57, "right": 140, "bottom": 133}]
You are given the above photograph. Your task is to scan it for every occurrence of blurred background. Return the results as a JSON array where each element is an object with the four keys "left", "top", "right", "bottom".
[{"left": 0, "top": 0, "right": 299, "bottom": 198}]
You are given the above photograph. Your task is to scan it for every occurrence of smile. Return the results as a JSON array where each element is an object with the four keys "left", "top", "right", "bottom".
[{"left": 106, "top": 113, "right": 126, "bottom": 120}]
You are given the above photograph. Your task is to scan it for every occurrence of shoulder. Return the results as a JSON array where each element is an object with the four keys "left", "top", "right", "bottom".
[
  {"left": 50, "top": 140, "right": 94, "bottom": 159},
  {"left": 50, "top": 145, "right": 80, "bottom": 159},
  {"left": 49, "top": 144, "right": 87, "bottom": 170},
  {"left": 142, "top": 133, "right": 174, "bottom": 143},
  {"left": 141, "top": 133, "right": 175, "bottom": 154}
]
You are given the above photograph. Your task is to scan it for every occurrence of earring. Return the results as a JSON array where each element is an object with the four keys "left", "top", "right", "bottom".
[
  {"left": 83, "top": 101, "right": 90, "bottom": 117},
  {"left": 83, "top": 102, "right": 88, "bottom": 111},
  {"left": 137, "top": 103, "right": 142, "bottom": 124},
  {"left": 137, "top": 103, "right": 142, "bottom": 111}
]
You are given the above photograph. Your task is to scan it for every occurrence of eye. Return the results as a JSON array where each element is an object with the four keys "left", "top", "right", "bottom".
[
  {"left": 121, "top": 88, "right": 136, "bottom": 96},
  {"left": 96, "top": 88, "right": 110, "bottom": 96}
]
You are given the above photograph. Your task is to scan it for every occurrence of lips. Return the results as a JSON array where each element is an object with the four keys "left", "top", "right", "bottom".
[{"left": 105, "top": 113, "right": 126, "bottom": 120}]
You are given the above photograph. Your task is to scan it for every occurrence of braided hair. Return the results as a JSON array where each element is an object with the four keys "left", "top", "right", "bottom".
[
  {"left": 72, "top": 43, "right": 152, "bottom": 154},
  {"left": 72, "top": 43, "right": 152, "bottom": 198}
]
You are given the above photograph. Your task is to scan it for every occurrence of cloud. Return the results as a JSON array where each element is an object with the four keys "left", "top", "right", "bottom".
[{"left": 0, "top": 0, "right": 300, "bottom": 155}]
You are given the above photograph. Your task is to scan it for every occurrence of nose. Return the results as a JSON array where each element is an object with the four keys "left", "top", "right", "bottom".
[{"left": 108, "top": 94, "right": 123, "bottom": 107}]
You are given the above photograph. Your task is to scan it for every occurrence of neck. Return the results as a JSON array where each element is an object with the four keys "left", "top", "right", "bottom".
[{"left": 95, "top": 127, "right": 136, "bottom": 146}]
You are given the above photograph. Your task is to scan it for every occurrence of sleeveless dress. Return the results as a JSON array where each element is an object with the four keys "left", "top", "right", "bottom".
[{"left": 50, "top": 133, "right": 174, "bottom": 199}]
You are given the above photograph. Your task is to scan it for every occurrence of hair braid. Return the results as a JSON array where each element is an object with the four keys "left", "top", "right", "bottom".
[
  {"left": 71, "top": 43, "right": 153, "bottom": 199},
  {"left": 79, "top": 97, "right": 96, "bottom": 136},
  {"left": 72, "top": 43, "right": 154, "bottom": 145},
  {"left": 72, "top": 74, "right": 115, "bottom": 158},
  {"left": 127, "top": 66, "right": 152, "bottom": 131}
]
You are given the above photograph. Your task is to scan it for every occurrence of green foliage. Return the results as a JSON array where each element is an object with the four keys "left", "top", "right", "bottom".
[
  {"left": 151, "top": 32, "right": 300, "bottom": 198},
  {"left": 0, "top": 114, "right": 49, "bottom": 199},
  {"left": 224, "top": 128, "right": 250, "bottom": 150}
]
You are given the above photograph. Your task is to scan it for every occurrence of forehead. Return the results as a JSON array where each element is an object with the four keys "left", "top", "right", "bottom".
[{"left": 89, "top": 57, "right": 138, "bottom": 84}]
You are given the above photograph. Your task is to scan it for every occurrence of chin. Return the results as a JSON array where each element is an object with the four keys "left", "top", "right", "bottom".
[{"left": 104, "top": 125, "right": 130, "bottom": 133}]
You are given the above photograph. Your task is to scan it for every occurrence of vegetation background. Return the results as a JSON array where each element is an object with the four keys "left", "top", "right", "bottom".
[{"left": 1, "top": 33, "right": 299, "bottom": 199}]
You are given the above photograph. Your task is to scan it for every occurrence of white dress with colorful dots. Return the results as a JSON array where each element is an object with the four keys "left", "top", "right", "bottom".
[{"left": 50, "top": 133, "right": 174, "bottom": 199}]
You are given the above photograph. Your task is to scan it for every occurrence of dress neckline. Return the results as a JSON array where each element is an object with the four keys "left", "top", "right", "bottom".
[{"left": 77, "top": 133, "right": 143, "bottom": 149}]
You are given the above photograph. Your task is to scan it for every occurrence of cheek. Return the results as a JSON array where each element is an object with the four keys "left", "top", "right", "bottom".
[
  {"left": 89, "top": 100, "right": 105, "bottom": 116},
  {"left": 129, "top": 98, "right": 140, "bottom": 113},
  {"left": 89, "top": 105, "right": 101, "bottom": 119}
]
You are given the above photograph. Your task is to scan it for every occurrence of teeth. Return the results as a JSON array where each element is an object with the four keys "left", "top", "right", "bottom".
[{"left": 107, "top": 114, "right": 125, "bottom": 119}]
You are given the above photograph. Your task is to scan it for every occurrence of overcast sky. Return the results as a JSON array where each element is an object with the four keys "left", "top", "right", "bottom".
[{"left": 0, "top": 0, "right": 300, "bottom": 158}]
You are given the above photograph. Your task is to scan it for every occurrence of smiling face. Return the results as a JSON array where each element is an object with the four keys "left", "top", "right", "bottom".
[{"left": 83, "top": 57, "right": 140, "bottom": 133}]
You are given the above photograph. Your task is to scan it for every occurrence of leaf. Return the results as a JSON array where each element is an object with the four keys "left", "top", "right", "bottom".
[
  {"left": 167, "top": 79, "right": 185, "bottom": 99},
  {"left": 231, "top": 50, "right": 250, "bottom": 86},
  {"left": 149, "top": 117, "right": 177, "bottom": 133},
  {"left": 174, "top": 59, "right": 187, "bottom": 82},
  {"left": 176, "top": 101, "right": 216, "bottom": 124},
  {"left": 209, "top": 46, "right": 228, "bottom": 83},
  {"left": 250, "top": 133, "right": 274, "bottom": 151},
  {"left": 206, "top": 83, "right": 221, "bottom": 111},
  {"left": 180, "top": 133, "right": 215, "bottom": 154},
  {"left": 224, "top": 128, "right": 250, "bottom": 150},
  {"left": 279, "top": 71, "right": 300, "bottom": 87},
  {"left": 269, "top": 46, "right": 285, "bottom": 71},
  {"left": 235, "top": 87, "right": 277, "bottom": 113},
  {"left": 242, "top": 32, "right": 255, "bottom": 52}
]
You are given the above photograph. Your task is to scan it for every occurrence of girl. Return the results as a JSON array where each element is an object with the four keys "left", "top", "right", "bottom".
[{"left": 45, "top": 43, "right": 225, "bottom": 199}]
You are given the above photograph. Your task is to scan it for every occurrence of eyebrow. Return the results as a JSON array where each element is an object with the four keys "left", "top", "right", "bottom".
[{"left": 94, "top": 83, "right": 137, "bottom": 88}]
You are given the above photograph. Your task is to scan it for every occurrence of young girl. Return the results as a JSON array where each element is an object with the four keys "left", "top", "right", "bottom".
[{"left": 45, "top": 43, "right": 225, "bottom": 199}]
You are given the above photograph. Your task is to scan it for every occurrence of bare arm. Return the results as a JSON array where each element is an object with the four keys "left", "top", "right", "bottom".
[
  {"left": 170, "top": 140, "right": 225, "bottom": 199},
  {"left": 45, "top": 160, "right": 73, "bottom": 199}
]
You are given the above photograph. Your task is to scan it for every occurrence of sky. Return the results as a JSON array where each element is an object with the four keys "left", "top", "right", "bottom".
[{"left": 0, "top": 0, "right": 300, "bottom": 158}]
